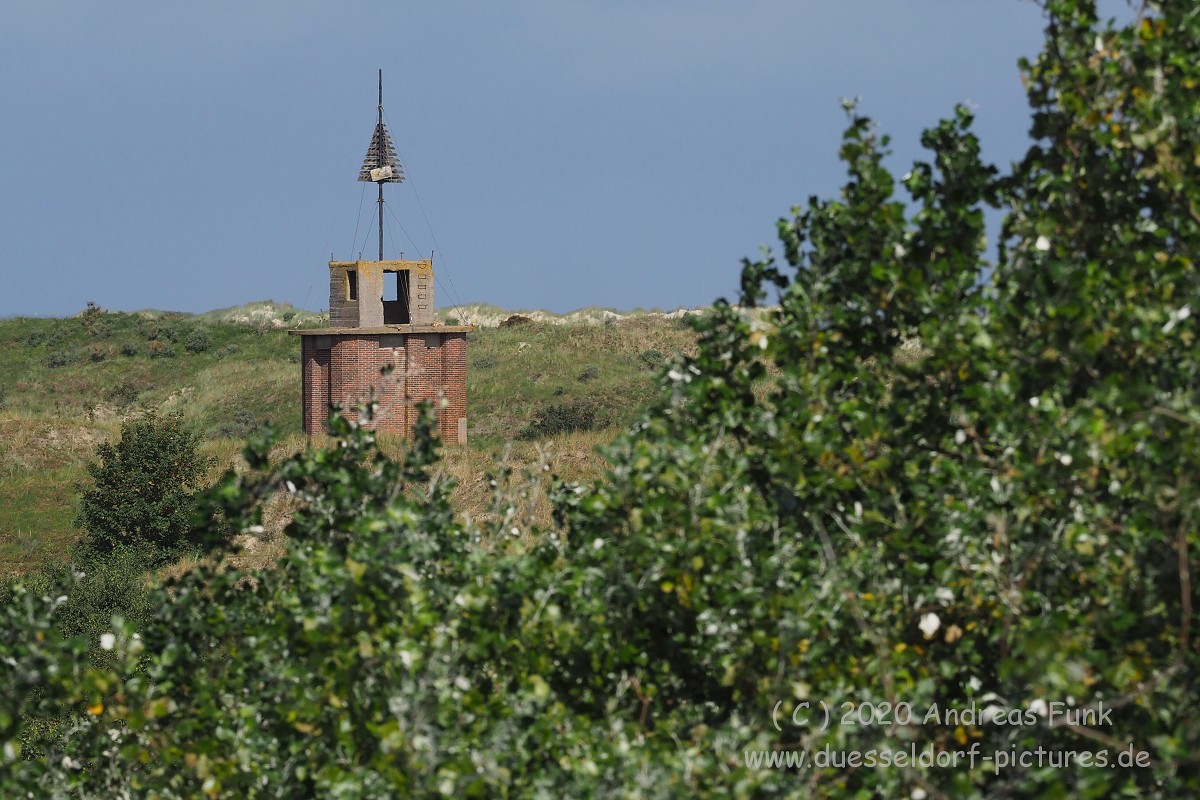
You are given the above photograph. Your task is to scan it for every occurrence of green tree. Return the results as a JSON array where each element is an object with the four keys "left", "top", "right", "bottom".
[
  {"left": 75, "top": 411, "right": 210, "bottom": 561},
  {"left": 2, "top": 1, "right": 1198, "bottom": 797}
]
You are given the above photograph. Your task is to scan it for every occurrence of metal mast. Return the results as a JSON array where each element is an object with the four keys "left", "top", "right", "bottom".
[
  {"left": 377, "top": 70, "right": 384, "bottom": 260},
  {"left": 358, "top": 68, "right": 405, "bottom": 260}
]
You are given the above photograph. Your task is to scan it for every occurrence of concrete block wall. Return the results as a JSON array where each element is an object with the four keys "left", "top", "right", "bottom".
[
  {"left": 411, "top": 265, "right": 435, "bottom": 326},
  {"left": 327, "top": 260, "right": 434, "bottom": 328},
  {"left": 328, "top": 268, "right": 359, "bottom": 327},
  {"left": 357, "top": 268, "right": 385, "bottom": 328}
]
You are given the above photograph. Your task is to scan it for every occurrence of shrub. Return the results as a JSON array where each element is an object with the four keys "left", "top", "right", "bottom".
[
  {"left": 146, "top": 341, "right": 174, "bottom": 359},
  {"left": 80, "top": 302, "right": 108, "bottom": 338},
  {"left": 499, "top": 314, "right": 532, "bottom": 328},
  {"left": 184, "top": 327, "right": 212, "bottom": 353},
  {"left": 43, "top": 352, "right": 71, "bottom": 368},
  {"left": 215, "top": 343, "right": 240, "bottom": 357},
  {"left": 517, "top": 399, "right": 606, "bottom": 440},
  {"left": 105, "top": 381, "right": 143, "bottom": 409},
  {"left": 475, "top": 353, "right": 497, "bottom": 368},
  {"left": 87, "top": 346, "right": 106, "bottom": 363},
  {"left": 15, "top": 548, "right": 154, "bottom": 658},
  {"left": 576, "top": 365, "right": 600, "bottom": 382},
  {"left": 160, "top": 322, "right": 185, "bottom": 343},
  {"left": 45, "top": 327, "right": 70, "bottom": 348},
  {"left": 119, "top": 342, "right": 139, "bottom": 357},
  {"left": 74, "top": 411, "right": 211, "bottom": 561},
  {"left": 638, "top": 348, "right": 664, "bottom": 370}
]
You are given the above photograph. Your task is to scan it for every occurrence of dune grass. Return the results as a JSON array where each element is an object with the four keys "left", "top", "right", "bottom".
[{"left": 0, "top": 308, "right": 698, "bottom": 575}]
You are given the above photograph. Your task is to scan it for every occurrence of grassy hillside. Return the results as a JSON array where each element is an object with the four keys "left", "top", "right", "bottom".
[{"left": 0, "top": 303, "right": 697, "bottom": 575}]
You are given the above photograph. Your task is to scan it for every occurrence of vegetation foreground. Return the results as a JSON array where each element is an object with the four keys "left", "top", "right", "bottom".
[{"left": 2, "top": 2, "right": 1199, "bottom": 796}]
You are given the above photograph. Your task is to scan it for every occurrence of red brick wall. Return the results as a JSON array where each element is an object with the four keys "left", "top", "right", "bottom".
[
  {"left": 440, "top": 333, "right": 468, "bottom": 442},
  {"left": 301, "top": 337, "right": 331, "bottom": 434},
  {"left": 300, "top": 332, "right": 467, "bottom": 442}
]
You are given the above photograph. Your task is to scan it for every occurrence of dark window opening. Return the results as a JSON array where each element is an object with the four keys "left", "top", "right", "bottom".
[
  {"left": 382, "top": 269, "right": 411, "bottom": 325},
  {"left": 347, "top": 270, "right": 358, "bottom": 301}
]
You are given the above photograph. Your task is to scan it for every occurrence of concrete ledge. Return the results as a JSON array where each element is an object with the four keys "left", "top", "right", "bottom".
[{"left": 290, "top": 325, "right": 476, "bottom": 336}]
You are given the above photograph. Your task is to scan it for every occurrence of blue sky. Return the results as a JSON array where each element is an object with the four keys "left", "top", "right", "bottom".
[{"left": 0, "top": 1, "right": 1129, "bottom": 318}]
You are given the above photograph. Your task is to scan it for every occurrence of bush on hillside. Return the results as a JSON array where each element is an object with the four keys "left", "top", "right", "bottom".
[
  {"left": 43, "top": 351, "right": 72, "bottom": 368},
  {"left": 74, "top": 411, "right": 211, "bottom": 562},
  {"left": 146, "top": 341, "right": 174, "bottom": 359},
  {"left": 184, "top": 328, "right": 212, "bottom": 354},
  {"left": 105, "top": 380, "right": 143, "bottom": 409},
  {"left": 80, "top": 302, "right": 108, "bottom": 339},
  {"left": 517, "top": 399, "right": 607, "bottom": 440},
  {"left": 637, "top": 348, "right": 664, "bottom": 370}
]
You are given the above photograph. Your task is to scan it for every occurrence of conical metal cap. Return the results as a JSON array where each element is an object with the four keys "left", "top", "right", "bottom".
[{"left": 358, "top": 122, "right": 405, "bottom": 183}]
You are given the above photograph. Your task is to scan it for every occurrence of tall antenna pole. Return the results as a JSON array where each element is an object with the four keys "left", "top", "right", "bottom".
[
  {"left": 377, "top": 68, "right": 385, "bottom": 261},
  {"left": 358, "top": 68, "right": 403, "bottom": 259}
]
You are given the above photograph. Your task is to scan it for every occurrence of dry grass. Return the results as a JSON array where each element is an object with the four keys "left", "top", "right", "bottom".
[
  {"left": 0, "top": 412, "right": 116, "bottom": 476},
  {"left": 0, "top": 412, "right": 118, "bottom": 575},
  {"left": 139, "top": 427, "right": 614, "bottom": 579},
  {"left": 0, "top": 311, "right": 694, "bottom": 577}
]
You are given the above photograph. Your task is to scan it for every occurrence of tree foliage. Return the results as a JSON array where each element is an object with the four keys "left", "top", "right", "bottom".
[
  {"left": 75, "top": 411, "right": 210, "bottom": 560},
  {"left": 3, "top": 1, "right": 1199, "bottom": 796}
]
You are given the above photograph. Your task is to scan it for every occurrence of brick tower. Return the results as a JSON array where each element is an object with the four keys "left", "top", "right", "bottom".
[{"left": 291, "top": 71, "right": 472, "bottom": 442}]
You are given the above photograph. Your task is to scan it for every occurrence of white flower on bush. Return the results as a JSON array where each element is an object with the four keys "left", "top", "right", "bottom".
[
  {"left": 1162, "top": 304, "right": 1191, "bottom": 334},
  {"left": 99, "top": 633, "right": 116, "bottom": 651},
  {"left": 1035, "top": 235, "right": 1051, "bottom": 251},
  {"left": 1029, "top": 698, "right": 1049, "bottom": 718},
  {"left": 919, "top": 612, "right": 940, "bottom": 639}
]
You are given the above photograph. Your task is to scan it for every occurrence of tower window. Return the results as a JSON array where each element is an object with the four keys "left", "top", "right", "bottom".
[
  {"left": 382, "top": 269, "right": 411, "bottom": 324},
  {"left": 347, "top": 270, "right": 358, "bottom": 301}
]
